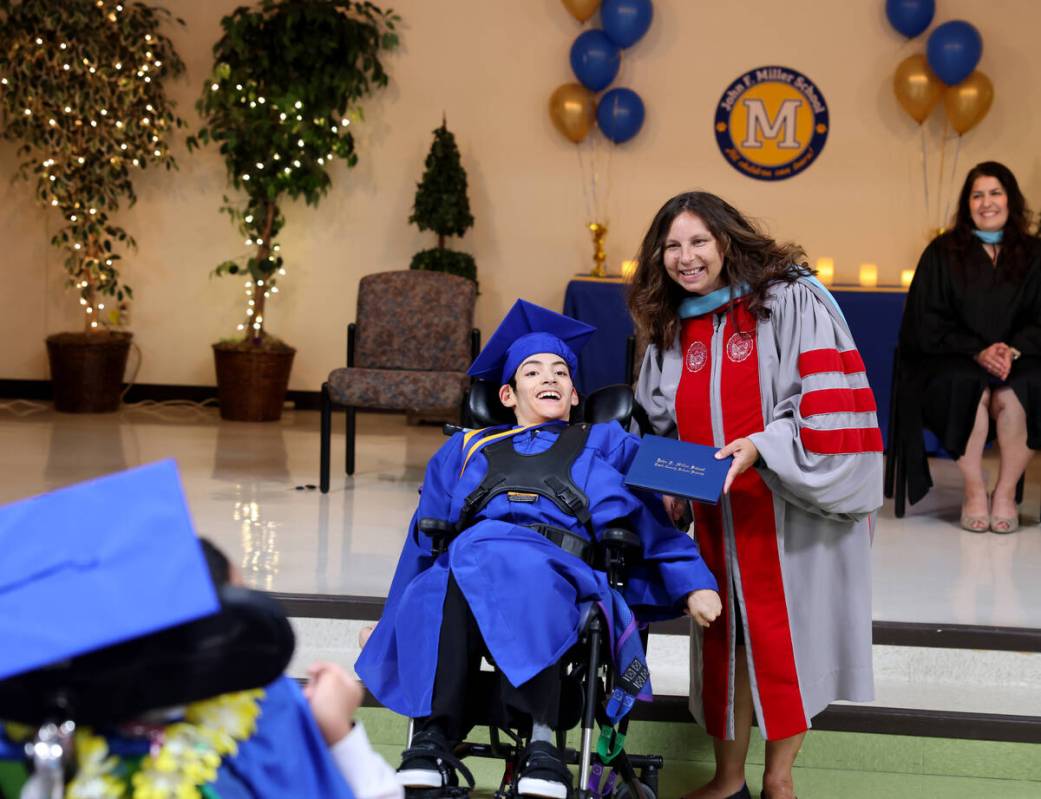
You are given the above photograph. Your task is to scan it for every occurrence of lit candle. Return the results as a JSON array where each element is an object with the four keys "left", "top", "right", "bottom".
[
  {"left": 621, "top": 259, "right": 638, "bottom": 280},
  {"left": 859, "top": 263, "right": 878, "bottom": 287},
  {"left": 815, "top": 257, "right": 834, "bottom": 285},
  {"left": 900, "top": 269, "right": 914, "bottom": 288}
]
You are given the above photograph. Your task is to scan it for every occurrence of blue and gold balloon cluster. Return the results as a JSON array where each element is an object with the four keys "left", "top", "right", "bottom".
[
  {"left": 549, "top": 0, "right": 653, "bottom": 145},
  {"left": 887, "top": 0, "right": 992, "bottom": 135}
]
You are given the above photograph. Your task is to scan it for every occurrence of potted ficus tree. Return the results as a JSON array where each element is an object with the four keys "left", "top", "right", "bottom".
[
  {"left": 409, "top": 119, "right": 476, "bottom": 282},
  {"left": 189, "top": 0, "right": 399, "bottom": 422},
  {"left": 0, "top": 0, "right": 185, "bottom": 412}
]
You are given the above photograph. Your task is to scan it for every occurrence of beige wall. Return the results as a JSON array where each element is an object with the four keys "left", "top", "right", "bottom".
[{"left": 2, "top": 0, "right": 1039, "bottom": 388}]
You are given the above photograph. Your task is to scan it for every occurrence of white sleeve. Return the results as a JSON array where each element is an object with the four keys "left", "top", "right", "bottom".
[{"left": 328, "top": 720, "right": 404, "bottom": 799}]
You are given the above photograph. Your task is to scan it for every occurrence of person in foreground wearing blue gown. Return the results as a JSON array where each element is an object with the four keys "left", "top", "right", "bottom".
[
  {"left": 355, "top": 300, "right": 722, "bottom": 799},
  {"left": 0, "top": 462, "right": 400, "bottom": 799}
]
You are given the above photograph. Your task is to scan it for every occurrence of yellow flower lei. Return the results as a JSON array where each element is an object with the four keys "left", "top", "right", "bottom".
[{"left": 63, "top": 689, "right": 263, "bottom": 799}]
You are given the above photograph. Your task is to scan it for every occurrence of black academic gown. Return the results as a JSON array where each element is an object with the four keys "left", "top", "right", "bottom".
[{"left": 898, "top": 232, "right": 1041, "bottom": 504}]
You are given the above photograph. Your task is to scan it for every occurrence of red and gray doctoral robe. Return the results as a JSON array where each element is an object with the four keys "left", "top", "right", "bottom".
[{"left": 635, "top": 278, "right": 882, "bottom": 741}]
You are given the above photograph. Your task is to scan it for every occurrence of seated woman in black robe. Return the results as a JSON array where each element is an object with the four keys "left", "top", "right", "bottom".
[{"left": 899, "top": 160, "right": 1041, "bottom": 533}]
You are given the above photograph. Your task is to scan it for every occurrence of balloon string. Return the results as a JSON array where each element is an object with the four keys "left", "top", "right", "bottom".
[
  {"left": 920, "top": 123, "right": 930, "bottom": 223},
  {"left": 603, "top": 127, "right": 614, "bottom": 226},
  {"left": 936, "top": 118, "right": 948, "bottom": 231},
  {"left": 591, "top": 128, "right": 605, "bottom": 224},
  {"left": 576, "top": 140, "right": 593, "bottom": 224},
  {"left": 591, "top": 131, "right": 599, "bottom": 222},
  {"left": 942, "top": 134, "right": 962, "bottom": 228}
]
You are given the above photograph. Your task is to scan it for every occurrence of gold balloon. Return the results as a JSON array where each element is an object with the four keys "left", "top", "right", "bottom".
[
  {"left": 562, "top": 0, "right": 600, "bottom": 23},
  {"left": 944, "top": 70, "right": 994, "bottom": 135},
  {"left": 893, "top": 54, "right": 943, "bottom": 124},
  {"left": 549, "top": 83, "right": 596, "bottom": 144}
]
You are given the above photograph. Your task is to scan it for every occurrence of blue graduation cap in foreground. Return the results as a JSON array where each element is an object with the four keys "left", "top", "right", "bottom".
[
  {"left": 0, "top": 460, "right": 219, "bottom": 681},
  {"left": 468, "top": 299, "right": 597, "bottom": 384}
]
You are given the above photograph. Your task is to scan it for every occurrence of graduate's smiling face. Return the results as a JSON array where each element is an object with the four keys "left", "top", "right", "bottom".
[
  {"left": 499, "top": 353, "right": 579, "bottom": 426},
  {"left": 968, "top": 175, "right": 1009, "bottom": 232},
  {"left": 662, "top": 212, "right": 725, "bottom": 296}
]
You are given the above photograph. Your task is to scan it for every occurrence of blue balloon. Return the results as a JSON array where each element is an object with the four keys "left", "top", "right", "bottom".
[
  {"left": 885, "top": 0, "right": 934, "bottom": 39},
  {"left": 570, "top": 30, "right": 621, "bottom": 92},
  {"left": 926, "top": 20, "right": 982, "bottom": 86},
  {"left": 597, "top": 88, "right": 644, "bottom": 144},
  {"left": 601, "top": 0, "right": 654, "bottom": 48}
]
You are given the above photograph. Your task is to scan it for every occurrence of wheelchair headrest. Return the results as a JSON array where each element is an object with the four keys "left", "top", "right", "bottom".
[
  {"left": 466, "top": 379, "right": 516, "bottom": 427},
  {"left": 465, "top": 380, "right": 635, "bottom": 429},
  {"left": 0, "top": 585, "right": 294, "bottom": 727}
]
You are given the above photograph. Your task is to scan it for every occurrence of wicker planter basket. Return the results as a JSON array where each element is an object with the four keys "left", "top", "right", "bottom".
[
  {"left": 45, "top": 331, "right": 132, "bottom": 413},
  {"left": 213, "top": 343, "right": 295, "bottom": 422}
]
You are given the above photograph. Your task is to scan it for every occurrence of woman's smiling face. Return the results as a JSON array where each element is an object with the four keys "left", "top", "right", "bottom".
[
  {"left": 663, "top": 211, "right": 725, "bottom": 295},
  {"left": 968, "top": 175, "right": 1009, "bottom": 232}
]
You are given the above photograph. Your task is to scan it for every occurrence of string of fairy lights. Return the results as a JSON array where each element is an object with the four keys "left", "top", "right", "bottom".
[
  {"left": 0, "top": 0, "right": 181, "bottom": 329},
  {"left": 2, "top": 0, "right": 361, "bottom": 339},
  {"left": 203, "top": 76, "right": 357, "bottom": 337}
]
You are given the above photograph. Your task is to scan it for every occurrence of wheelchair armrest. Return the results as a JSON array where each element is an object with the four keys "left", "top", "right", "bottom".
[
  {"left": 418, "top": 517, "right": 457, "bottom": 555},
  {"left": 600, "top": 526, "right": 642, "bottom": 553},
  {"left": 599, "top": 526, "right": 642, "bottom": 589}
]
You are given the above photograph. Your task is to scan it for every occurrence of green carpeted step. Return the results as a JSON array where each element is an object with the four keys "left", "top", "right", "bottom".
[{"left": 356, "top": 707, "right": 1041, "bottom": 787}]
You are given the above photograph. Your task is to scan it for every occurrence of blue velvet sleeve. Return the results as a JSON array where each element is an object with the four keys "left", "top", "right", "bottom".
[
  {"left": 593, "top": 423, "right": 718, "bottom": 619},
  {"left": 381, "top": 433, "right": 464, "bottom": 607},
  {"left": 209, "top": 677, "right": 355, "bottom": 799}
]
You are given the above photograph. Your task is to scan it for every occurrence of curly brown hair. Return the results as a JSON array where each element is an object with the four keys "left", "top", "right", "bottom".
[
  {"left": 944, "top": 161, "right": 1034, "bottom": 280},
  {"left": 627, "top": 191, "right": 809, "bottom": 350}
]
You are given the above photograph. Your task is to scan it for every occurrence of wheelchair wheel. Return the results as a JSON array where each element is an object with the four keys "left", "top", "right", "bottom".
[{"left": 611, "top": 779, "right": 655, "bottom": 799}]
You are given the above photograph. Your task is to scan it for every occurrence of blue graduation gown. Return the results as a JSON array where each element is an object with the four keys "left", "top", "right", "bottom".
[
  {"left": 210, "top": 677, "right": 355, "bottom": 798},
  {"left": 0, "top": 678, "right": 354, "bottom": 799},
  {"left": 355, "top": 421, "right": 718, "bottom": 720}
]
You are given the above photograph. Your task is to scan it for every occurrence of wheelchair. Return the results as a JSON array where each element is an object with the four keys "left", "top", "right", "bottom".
[
  {"left": 0, "top": 581, "right": 294, "bottom": 799},
  {"left": 405, "top": 380, "right": 663, "bottom": 799}
]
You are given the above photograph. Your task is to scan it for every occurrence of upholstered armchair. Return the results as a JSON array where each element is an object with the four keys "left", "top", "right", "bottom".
[{"left": 319, "top": 270, "right": 479, "bottom": 493}]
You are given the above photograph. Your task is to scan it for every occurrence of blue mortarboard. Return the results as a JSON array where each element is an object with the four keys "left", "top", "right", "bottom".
[
  {"left": 468, "top": 299, "right": 597, "bottom": 384},
  {"left": 0, "top": 459, "right": 220, "bottom": 681}
]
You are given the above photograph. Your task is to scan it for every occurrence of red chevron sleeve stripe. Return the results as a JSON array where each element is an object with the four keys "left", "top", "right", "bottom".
[
  {"left": 800, "top": 387, "right": 878, "bottom": 417},
  {"left": 800, "top": 426, "right": 884, "bottom": 454},
  {"left": 798, "top": 348, "right": 867, "bottom": 378}
]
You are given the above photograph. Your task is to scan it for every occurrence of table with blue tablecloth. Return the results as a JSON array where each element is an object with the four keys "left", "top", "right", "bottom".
[{"left": 563, "top": 279, "right": 906, "bottom": 441}]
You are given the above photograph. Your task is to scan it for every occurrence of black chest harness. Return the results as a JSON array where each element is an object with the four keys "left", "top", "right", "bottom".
[{"left": 455, "top": 423, "right": 594, "bottom": 562}]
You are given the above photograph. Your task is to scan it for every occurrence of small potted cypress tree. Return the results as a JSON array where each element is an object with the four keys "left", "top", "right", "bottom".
[
  {"left": 409, "top": 119, "right": 476, "bottom": 282},
  {"left": 0, "top": 0, "right": 185, "bottom": 412},
  {"left": 190, "top": 0, "right": 399, "bottom": 421}
]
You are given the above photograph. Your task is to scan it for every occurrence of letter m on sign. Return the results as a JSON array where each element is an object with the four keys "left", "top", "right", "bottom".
[{"left": 741, "top": 98, "right": 802, "bottom": 149}]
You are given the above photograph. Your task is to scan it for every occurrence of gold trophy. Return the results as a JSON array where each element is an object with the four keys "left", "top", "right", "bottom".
[{"left": 588, "top": 221, "right": 607, "bottom": 278}]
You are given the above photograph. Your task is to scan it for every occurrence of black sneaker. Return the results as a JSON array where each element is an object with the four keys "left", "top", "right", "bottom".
[
  {"left": 396, "top": 729, "right": 474, "bottom": 794},
  {"left": 516, "top": 740, "right": 572, "bottom": 799}
]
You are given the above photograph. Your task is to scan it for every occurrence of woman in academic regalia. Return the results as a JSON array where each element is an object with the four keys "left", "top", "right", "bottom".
[
  {"left": 899, "top": 161, "right": 1041, "bottom": 533},
  {"left": 629, "top": 191, "right": 882, "bottom": 799}
]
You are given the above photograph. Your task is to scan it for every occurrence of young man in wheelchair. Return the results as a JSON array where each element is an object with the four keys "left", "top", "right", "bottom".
[{"left": 356, "top": 301, "right": 722, "bottom": 798}]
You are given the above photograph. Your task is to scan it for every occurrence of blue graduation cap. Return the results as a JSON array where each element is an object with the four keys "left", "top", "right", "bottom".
[
  {"left": 0, "top": 460, "right": 220, "bottom": 681},
  {"left": 468, "top": 299, "right": 597, "bottom": 384}
]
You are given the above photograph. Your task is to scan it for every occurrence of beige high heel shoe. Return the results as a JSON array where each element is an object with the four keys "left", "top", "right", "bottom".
[{"left": 960, "top": 494, "right": 989, "bottom": 533}]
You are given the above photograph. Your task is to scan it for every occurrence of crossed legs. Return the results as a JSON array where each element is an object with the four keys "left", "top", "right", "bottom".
[
  {"left": 956, "top": 389, "right": 991, "bottom": 530},
  {"left": 990, "top": 387, "right": 1035, "bottom": 530},
  {"left": 956, "top": 387, "right": 1036, "bottom": 531}
]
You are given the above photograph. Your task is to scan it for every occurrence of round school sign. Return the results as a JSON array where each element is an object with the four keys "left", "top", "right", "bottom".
[{"left": 714, "top": 66, "right": 829, "bottom": 181}]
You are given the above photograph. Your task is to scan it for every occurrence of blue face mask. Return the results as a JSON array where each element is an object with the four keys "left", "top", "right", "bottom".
[{"left": 973, "top": 229, "right": 1003, "bottom": 245}]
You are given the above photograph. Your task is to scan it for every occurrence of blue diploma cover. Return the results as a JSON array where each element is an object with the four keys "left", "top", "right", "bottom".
[{"left": 624, "top": 435, "right": 732, "bottom": 504}]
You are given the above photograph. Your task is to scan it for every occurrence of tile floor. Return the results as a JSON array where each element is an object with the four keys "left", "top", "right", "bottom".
[{"left": 1, "top": 401, "right": 1039, "bottom": 628}]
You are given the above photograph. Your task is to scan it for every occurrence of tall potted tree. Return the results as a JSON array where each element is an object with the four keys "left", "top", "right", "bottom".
[
  {"left": 189, "top": 0, "right": 399, "bottom": 422},
  {"left": 0, "top": 0, "right": 185, "bottom": 412},
  {"left": 409, "top": 119, "right": 476, "bottom": 282}
]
